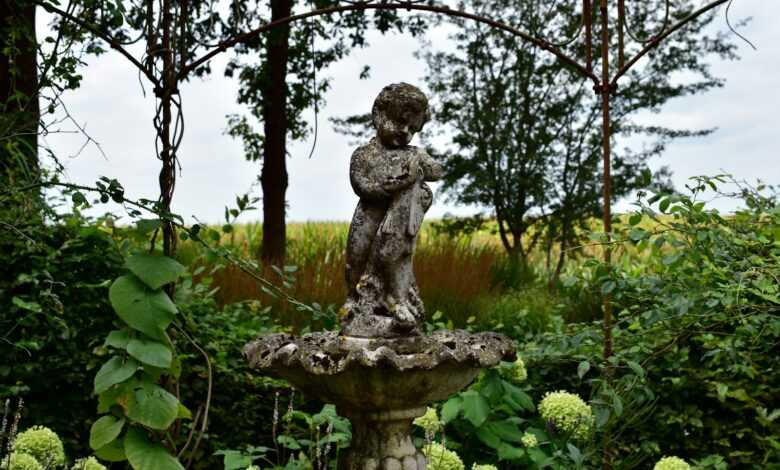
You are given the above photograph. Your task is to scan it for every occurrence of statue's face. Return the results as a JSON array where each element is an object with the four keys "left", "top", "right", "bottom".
[{"left": 375, "top": 108, "right": 427, "bottom": 149}]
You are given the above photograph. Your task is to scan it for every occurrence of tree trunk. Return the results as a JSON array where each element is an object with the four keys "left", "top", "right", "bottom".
[
  {"left": 260, "top": 0, "right": 292, "bottom": 267},
  {"left": 0, "top": 1, "right": 39, "bottom": 188}
]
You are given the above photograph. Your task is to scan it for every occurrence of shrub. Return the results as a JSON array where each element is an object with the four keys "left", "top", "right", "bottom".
[{"left": 13, "top": 426, "right": 65, "bottom": 468}]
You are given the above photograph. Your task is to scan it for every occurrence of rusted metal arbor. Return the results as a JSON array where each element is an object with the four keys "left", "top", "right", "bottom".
[{"left": 35, "top": 0, "right": 744, "bottom": 466}]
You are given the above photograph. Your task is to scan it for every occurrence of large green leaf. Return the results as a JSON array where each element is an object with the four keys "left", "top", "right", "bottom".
[
  {"left": 475, "top": 425, "right": 501, "bottom": 449},
  {"left": 94, "top": 438, "right": 127, "bottom": 462},
  {"left": 126, "top": 253, "right": 185, "bottom": 290},
  {"left": 487, "top": 420, "right": 524, "bottom": 443},
  {"left": 127, "top": 337, "right": 172, "bottom": 368},
  {"left": 461, "top": 390, "right": 490, "bottom": 427},
  {"left": 441, "top": 396, "right": 462, "bottom": 423},
  {"left": 94, "top": 357, "right": 139, "bottom": 394},
  {"left": 109, "top": 275, "right": 176, "bottom": 341},
  {"left": 125, "top": 428, "right": 184, "bottom": 470},
  {"left": 90, "top": 415, "right": 126, "bottom": 450},
  {"left": 126, "top": 382, "right": 179, "bottom": 430},
  {"left": 105, "top": 329, "right": 133, "bottom": 349},
  {"left": 497, "top": 443, "right": 525, "bottom": 461}
]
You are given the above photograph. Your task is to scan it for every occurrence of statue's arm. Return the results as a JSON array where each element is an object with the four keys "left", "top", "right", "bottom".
[
  {"left": 418, "top": 149, "right": 443, "bottom": 182},
  {"left": 350, "top": 147, "right": 391, "bottom": 200}
]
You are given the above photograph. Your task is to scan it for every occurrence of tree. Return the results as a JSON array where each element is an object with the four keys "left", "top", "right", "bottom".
[
  {"left": 1, "top": 0, "right": 39, "bottom": 190},
  {"left": 421, "top": 0, "right": 736, "bottom": 275},
  {"left": 226, "top": 1, "right": 426, "bottom": 266}
]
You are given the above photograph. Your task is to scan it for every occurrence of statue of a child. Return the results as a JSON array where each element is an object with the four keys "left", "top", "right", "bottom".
[{"left": 341, "top": 83, "right": 443, "bottom": 338}]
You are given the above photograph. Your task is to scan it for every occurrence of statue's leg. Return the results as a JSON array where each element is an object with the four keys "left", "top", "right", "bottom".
[{"left": 346, "top": 202, "right": 386, "bottom": 294}]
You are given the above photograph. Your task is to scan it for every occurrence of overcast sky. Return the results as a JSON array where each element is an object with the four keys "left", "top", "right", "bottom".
[{"left": 42, "top": 1, "right": 778, "bottom": 224}]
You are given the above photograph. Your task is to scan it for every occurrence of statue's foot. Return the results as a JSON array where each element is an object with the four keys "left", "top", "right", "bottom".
[{"left": 393, "top": 304, "right": 416, "bottom": 331}]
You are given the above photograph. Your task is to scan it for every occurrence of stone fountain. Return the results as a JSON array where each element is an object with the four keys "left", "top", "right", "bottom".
[{"left": 244, "top": 83, "right": 515, "bottom": 470}]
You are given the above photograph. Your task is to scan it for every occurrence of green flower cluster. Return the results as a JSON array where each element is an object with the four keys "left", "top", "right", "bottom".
[
  {"left": 423, "top": 443, "right": 464, "bottom": 470},
  {"left": 413, "top": 407, "right": 442, "bottom": 434},
  {"left": 653, "top": 456, "right": 690, "bottom": 470},
  {"left": 71, "top": 457, "right": 107, "bottom": 470},
  {"left": 4, "top": 453, "right": 43, "bottom": 470},
  {"left": 498, "top": 357, "right": 527, "bottom": 384},
  {"left": 471, "top": 464, "right": 498, "bottom": 470},
  {"left": 13, "top": 426, "right": 66, "bottom": 468},
  {"left": 521, "top": 432, "right": 538, "bottom": 448},
  {"left": 538, "top": 391, "right": 593, "bottom": 440},
  {"left": 245, "top": 466, "right": 260, "bottom": 470}
]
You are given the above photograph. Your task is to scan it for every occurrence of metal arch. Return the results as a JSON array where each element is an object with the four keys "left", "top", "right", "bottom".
[{"left": 178, "top": 1, "right": 600, "bottom": 85}]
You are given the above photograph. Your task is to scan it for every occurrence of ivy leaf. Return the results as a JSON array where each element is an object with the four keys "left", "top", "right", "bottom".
[
  {"left": 125, "top": 427, "right": 184, "bottom": 470},
  {"left": 94, "top": 438, "right": 127, "bottom": 462},
  {"left": 126, "top": 382, "right": 180, "bottom": 430},
  {"left": 461, "top": 390, "right": 490, "bottom": 427},
  {"left": 109, "top": 275, "right": 177, "bottom": 341},
  {"left": 90, "top": 415, "right": 125, "bottom": 450},
  {"left": 125, "top": 253, "right": 185, "bottom": 290},
  {"left": 94, "top": 357, "right": 139, "bottom": 394},
  {"left": 127, "top": 337, "right": 173, "bottom": 368}
]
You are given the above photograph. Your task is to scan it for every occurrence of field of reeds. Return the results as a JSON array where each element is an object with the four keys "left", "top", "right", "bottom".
[{"left": 176, "top": 218, "right": 634, "bottom": 331}]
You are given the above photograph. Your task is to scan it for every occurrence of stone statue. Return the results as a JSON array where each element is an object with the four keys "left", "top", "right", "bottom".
[
  {"left": 245, "top": 83, "right": 516, "bottom": 470},
  {"left": 341, "top": 83, "right": 443, "bottom": 338}
]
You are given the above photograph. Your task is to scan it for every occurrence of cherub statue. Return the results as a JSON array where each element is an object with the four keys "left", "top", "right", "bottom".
[{"left": 341, "top": 83, "right": 443, "bottom": 338}]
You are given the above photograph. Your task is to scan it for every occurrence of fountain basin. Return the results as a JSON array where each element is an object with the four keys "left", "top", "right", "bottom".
[{"left": 244, "top": 329, "right": 515, "bottom": 469}]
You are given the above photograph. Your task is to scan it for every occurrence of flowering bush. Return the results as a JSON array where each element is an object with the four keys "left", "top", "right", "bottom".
[
  {"left": 413, "top": 407, "right": 442, "bottom": 435},
  {"left": 520, "top": 432, "right": 538, "bottom": 448},
  {"left": 4, "top": 453, "right": 43, "bottom": 470},
  {"left": 497, "top": 357, "right": 527, "bottom": 384},
  {"left": 70, "top": 457, "right": 107, "bottom": 470},
  {"left": 423, "top": 443, "right": 465, "bottom": 470},
  {"left": 653, "top": 456, "right": 690, "bottom": 470},
  {"left": 13, "top": 426, "right": 66, "bottom": 468},
  {"left": 538, "top": 391, "right": 593, "bottom": 440}
]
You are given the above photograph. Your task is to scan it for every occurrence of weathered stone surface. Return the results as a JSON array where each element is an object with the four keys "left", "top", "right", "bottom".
[{"left": 342, "top": 83, "right": 443, "bottom": 338}]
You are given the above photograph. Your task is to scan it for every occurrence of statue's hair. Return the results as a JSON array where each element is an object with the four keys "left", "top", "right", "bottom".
[{"left": 371, "top": 83, "right": 431, "bottom": 131}]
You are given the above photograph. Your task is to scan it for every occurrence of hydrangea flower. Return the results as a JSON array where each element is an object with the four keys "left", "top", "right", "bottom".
[
  {"left": 538, "top": 391, "right": 593, "bottom": 440},
  {"left": 521, "top": 432, "right": 538, "bottom": 448},
  {"left": 71, "top": 457, "right": 107, "bottom": 470},
  {"left": 13, "top": 426, "right": 66, "bottom": 468},
  {"left": 4, "top": 453, "right": 43, "bottom": 470},
  {"left": 472, "top": 464, "right": 498, "bottom": 470},
  {"left": 653, "top": 456, "right": 691, "bottom": 470},
  {"left": 498, "top": 357, "right": 528, "bottom": 383},
  {"left": 245, "top": 466, "right": 260, "bottom": 470},
  {"left": 413, "top": 407, "right": 442, "bottom": 434},
  {"left": 423, "top": 443, "right": 465, "bottom": 470}
]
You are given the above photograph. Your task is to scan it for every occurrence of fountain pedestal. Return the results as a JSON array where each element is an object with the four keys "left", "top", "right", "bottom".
[{"left": 244, "top": 330, "right": 514, "bottom": 470}]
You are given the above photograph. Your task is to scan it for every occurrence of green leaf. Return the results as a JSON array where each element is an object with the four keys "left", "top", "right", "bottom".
[
  {"left": 125, "top": 428, "right": 184, "bottom": 470},
  {"left": 135, "top": 219, "right": 161, "bottom": 235},
  {"left": 109, "top": 275, "right": 177, "bottom": 341},
  {"left": 90, "top": 415, "right": 125, "bottom": 450},
  {"left": 461, "top": 390, "right": 490, "bottom": 427},
  {"left": 105, "top": 329, "right": 132, "bottom": 349},
  {"left": 504, "top": 382, "right": 535, "bottom": 412},
  {"left": 441, "top": 396, "right": 462, "bottom": 423},
  {"left": 126, "top": 382, "right": 179, "bottom": 430},
  {"left": 94, "top": 357, "right": 139, "bottom": 394},
  {"left": 476, "top": 425, "right": 501, "bottom": 449},
  {"left": 94, "top": 438, "right": 127, "bottom": 462},
  {"left": 487, "top": 420, "right": 524, "bottom": 443},
  {"left": 497, "top": 443, "right": 525, "bottom": 461},
  {"left": 127, "top": 337, "right": 172, "bottom": 368},
  {"left": 659, "top": 197, "right": 671, "bottom": 213},
  {"left": 578, "top": 361, "right": 590, "bottom": 379},
  {"left": 626, "top": 360, "right": 645, "bottom": 378},
  {"left": 628, "top": 213, "right": 642, "bottom": 226},
  {"left": 125, "top": 253, "right": 185, "bottom": 290}
]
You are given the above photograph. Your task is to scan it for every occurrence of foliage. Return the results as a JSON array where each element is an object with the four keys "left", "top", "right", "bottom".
[
  {"left": 420, "top": 0, "right": 737, "bottom": 270},
  {"left": 13, "top": 426, "right": 66, "bottom": 468}
]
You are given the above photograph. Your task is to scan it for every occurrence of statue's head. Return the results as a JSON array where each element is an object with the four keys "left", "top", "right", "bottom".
[{"left": 371, "top": 83, "right": 431, "bottom": 148}]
